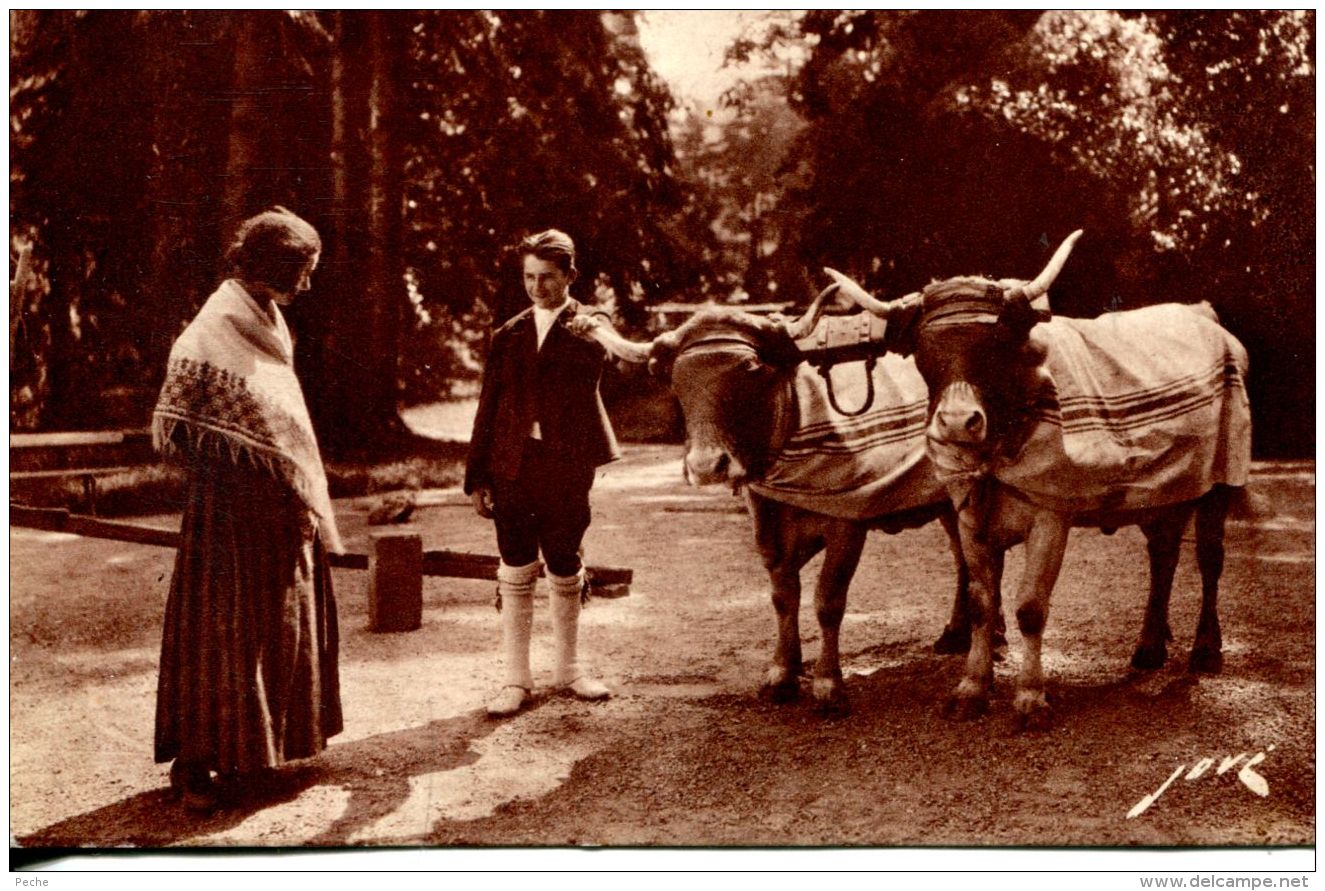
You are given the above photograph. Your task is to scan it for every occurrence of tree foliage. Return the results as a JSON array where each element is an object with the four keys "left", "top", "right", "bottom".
[
  {"left": 733, "top": 9, "right": 1314, "bottom": 454},
  {"left": 11, "top": 11, "right": 334, "bottom": 431},
  {"left": 9, "top": 11, "right": 1313, "bottom": 455},
  {"left": 10, "top": 10, "right": 699, "bottom": 447},
  {"left": 670, "top": 76, "right": 807, "bottom": 303},
  {"left": 401, "top": 11, "right": 696, "bottom": 333}
]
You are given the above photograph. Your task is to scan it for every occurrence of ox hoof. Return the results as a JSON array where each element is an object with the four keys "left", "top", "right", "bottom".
[
  {"left": 941, "top": 694, "right": 989, "bottom": 722},
  {"left": 760, "top": 673, "right": 801, "bottom": 704},
  {"left": 1189, "top": 647, "right": 1224, "bottom": 675},
  {"left": 933, "top": 626, "right": 971, "bottom": 655},
  {"left": 1131, "top": 643, "right": 1168, "bottom": 672},
  {"left": 1014, "top": 697, "right": 1053, "bottom": 733},
  {"left": 812, "top": 678, "right": 850, "bottom": 718}
]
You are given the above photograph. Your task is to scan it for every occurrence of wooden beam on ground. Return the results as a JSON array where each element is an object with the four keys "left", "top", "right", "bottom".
[
  {"left": 9, "top": 429, "right": 156, "bottom": 473},
  {"left": 10, "top": 505, "right": 73, "bottom": 533},
  {"left": 10, "top": 467, "right": 140, "bottom": 516},
  {"left": 420, "top": 550, "right": 632, "bottom": 591},
  {"left": 9, "top": 505, "right": 178, "bottom": 546},
  {"left": 9, "top": 505, "right": 633, "bottom": 597},
  {"left": 10, "top": 431, "right": 138, "bottom": 449},
  {"left": 66, "top": 514, "right": 178, "bottom": 548},
  {"left": 329, "top": 551, "right": 370, "bottom": 570},
  {"left": 10, "top": 467, "right": 137, "bottom": 480}
]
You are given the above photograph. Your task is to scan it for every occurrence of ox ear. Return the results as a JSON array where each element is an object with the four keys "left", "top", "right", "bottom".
[
  {"left": 1021, "top": 326, "right": 1050, "bottom": 366},
  {"left": 751, "top": 315, "right": 804, "bottom": 368},
  {"left": 999, "top": 290, "right": 1048, "bottom": 341},
  {"left": 882, "top": 293, "right": 924, "bottom": 357}
]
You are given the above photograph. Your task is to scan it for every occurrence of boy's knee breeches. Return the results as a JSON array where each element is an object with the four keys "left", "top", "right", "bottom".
[{"left": 492, "top": 442, "right": 593, "bottom": 576}]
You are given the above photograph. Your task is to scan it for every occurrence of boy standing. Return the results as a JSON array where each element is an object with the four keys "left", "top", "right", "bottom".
[{"left": 465, "top": 229, "right": 620, "bottom": 717}]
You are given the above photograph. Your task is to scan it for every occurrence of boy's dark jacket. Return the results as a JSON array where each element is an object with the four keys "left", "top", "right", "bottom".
[{"left": 464, "top": 299, "right": 621, "bottom": 493}]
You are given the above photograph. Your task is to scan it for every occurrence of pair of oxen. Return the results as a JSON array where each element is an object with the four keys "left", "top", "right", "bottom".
[{"left": 572, "top": 231, "right": 1252, "bottom": 730}]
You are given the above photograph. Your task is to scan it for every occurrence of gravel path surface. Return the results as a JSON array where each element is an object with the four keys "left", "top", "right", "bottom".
[{"left": 9, "top": 448, "right": 1314, "bottom": 866}]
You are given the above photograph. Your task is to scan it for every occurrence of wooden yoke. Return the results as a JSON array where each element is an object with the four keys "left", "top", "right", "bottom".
[
  {"left": 794, "top": 313, "right": 889, "bottom": 417},
  {"left": 793, "top": 312, "right": 888, "bottom": 367}
]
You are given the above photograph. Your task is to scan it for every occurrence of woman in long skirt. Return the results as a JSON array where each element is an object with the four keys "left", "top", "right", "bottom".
[{"left": 152, "top": 207, "right": 343, "bottom": 811}]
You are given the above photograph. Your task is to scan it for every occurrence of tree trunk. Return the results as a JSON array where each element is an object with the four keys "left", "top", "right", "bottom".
[
  {"left": 298, "top": 9, "right": 357, "bottom": 443},
  {"left": 42, "top": 245, "right": 86, "bottom": 430},
  {"left": 361, "top": 11, "right": 406, "bottom": 436},
  {"left": 143, "top": 13, "right": 211, "bottom": 399},
  {"left": 222, "top": 13, "right": 267, "bottom": 233},
  {"left": 303, "top": 10, "right": 406, "bottom": 454}
]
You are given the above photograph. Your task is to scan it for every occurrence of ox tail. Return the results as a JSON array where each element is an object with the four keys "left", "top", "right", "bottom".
[{"left": 1224, "top": 483, "right": 1271, "bottom": 522}]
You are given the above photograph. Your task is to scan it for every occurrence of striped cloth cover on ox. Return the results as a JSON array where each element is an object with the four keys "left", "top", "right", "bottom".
[
  {"left": 929, "top": 302, "right": 1252, "bottom": 513},
  {"left": 748, "top": 353, "right": 947, "bottom": 520}
]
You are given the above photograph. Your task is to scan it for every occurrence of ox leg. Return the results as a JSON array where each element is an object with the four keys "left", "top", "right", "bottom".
[
  {"left": 944, "top": 514, "right": 1002, "bottom": 721},
  {"left": 1190, "top": 487, "right": 1231, "bottom": 674},
  {"left": 992, "top": 550, "right": 1008, "bottom": 655},
  {"left": 752, "top": 493, "right": 810, "bottom": 705},
  {"left": 763, "top": 558, "right": 807, "bottom": 702},
  {"left": 753, "top": 500, "right": 823, "bottom": 704},
  {"left": 934, "top": 510, "right": 974, "bottom": 655},
  {"left": 810, "top": 522, "right": 868, "bottom": 717},
  {"left": 933, "top": 511, "right": 1008, "bottom": 659},
  {"left": 1131, "top": 511, "right": 1189, "bottom": 671},
  {"left": 1011, "top": 513, "right": 1070, "bottom": 732}
]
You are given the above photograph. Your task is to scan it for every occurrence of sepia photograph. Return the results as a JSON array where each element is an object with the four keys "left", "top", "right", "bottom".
[{"left": 8, "top": 9, "right": 1314, "bottom": 875}]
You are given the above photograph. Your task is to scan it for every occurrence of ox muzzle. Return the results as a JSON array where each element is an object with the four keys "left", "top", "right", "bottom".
[
  {"left": 928, "top": 381, "right": 987, "bottom": 445},
  {"left": 683, "top": 442, "right": 748, "bottom": 487}
]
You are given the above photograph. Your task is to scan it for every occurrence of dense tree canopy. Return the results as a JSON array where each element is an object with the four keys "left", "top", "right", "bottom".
[
  {"left": 724, "top": 9, "right": 1314, "bottom": 455},
  {"left": 402, "top": 12, "right": 690, "bottom": 319},
  {"left": 10, "top": 10, "right": 697, "bottom": 449},
  {"left": 10, "top": 10, "right": 1314, "bottom": 455}
]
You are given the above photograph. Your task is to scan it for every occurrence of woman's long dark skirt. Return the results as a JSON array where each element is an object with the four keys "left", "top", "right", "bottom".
[{"left": 154, "top": 460, "right": 342, "bottom": 774}]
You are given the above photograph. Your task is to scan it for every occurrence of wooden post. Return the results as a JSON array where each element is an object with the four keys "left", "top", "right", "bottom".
[
  {"left": 82, "top": 472, "right": 98, "bottom": 517},
  {"left": 367, "top": 531, "right": 422, "bottom": 632}
]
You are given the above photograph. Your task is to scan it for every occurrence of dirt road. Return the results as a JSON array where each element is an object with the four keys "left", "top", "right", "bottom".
[{"left": 9, "top": 446, "right": 1314, "bottom": 859}]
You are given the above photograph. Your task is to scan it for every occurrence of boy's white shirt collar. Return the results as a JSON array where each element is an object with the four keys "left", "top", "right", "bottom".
[
  {"left": 530, "top": 297, "right": 571, "bottom": 438},
  {"left": 532, "top": 297, "right": 571, "bottom": 349}
]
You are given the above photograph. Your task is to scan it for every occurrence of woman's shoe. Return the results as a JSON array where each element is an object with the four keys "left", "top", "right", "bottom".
[{"left": 169, "top": 759, "right": 218, "bottom": 813}]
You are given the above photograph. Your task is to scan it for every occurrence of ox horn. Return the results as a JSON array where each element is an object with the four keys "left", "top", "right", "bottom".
[
  {"left": 779, "top": 281, "right": 837, "bottom": 340},
  {"left": 572, "top": 313, "right": 655, "bottom": 364},
  {"left": 822, "top": 267, "right": 918, "bottom": 319},
  {"left": 1019, "top": 229, "right": 1083, "bottom": 300}
]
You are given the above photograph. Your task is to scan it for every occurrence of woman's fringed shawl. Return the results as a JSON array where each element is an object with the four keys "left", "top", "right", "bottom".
[{"left": 152, "top": 280, "right": 344, "bottom": 553}]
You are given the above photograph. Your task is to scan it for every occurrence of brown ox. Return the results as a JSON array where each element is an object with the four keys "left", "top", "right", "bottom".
[
  {"left": 825, "top": 231, "right": 1252, "bottom": 729},
  {"left": 572, "top": 303, "right": 996, "bottom": 715}
]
